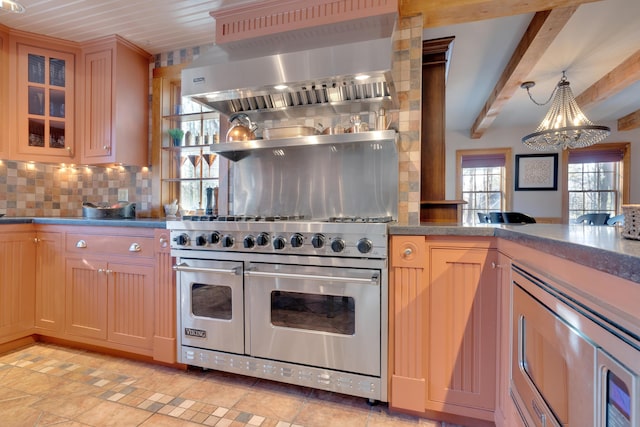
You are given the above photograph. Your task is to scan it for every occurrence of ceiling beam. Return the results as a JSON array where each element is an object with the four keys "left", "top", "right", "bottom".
[
  {"left": 574, "top": 48, "right": 640, "bottom": 112},
  {"left": 399, "top": 0, "right": 601, "bottom": 28},
  {"left": 618, "top": 109, "right": 640, "bottom": 131},
  {"left": 469, "top": 7, "right": 577, "bottom": 139}
]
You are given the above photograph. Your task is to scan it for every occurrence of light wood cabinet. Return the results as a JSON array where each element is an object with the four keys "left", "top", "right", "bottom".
[
  {"left": 389, "top": 235, "right": 498, "bottom": 423},
  {"left": 63, "top": 227, "right": 155, "bottom": 354},
  {"left": 65, "top": 257, "right": 108, "bottom": 340},
  {"left": 0, "top": 25, "right": 8, "bottom": 156},
  {"left": 152, "top": 228, "right": 177, "bottom": 363},
  {"left": 9, "top": 31, "right": 80, "bottom": 163},
  {"left": 0, "top": 225, "right": 36, "bottom": 341},
  {"left": 80, "top": 35, "right": 150, "bottom": 165},
  {"left": 34, "top": 230, "right": 64, "bottom": 332}
]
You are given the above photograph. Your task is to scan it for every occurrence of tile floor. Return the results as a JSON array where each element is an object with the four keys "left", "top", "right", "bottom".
[{"left": 0, "top": 343, "right": 467, "bottom": 427}]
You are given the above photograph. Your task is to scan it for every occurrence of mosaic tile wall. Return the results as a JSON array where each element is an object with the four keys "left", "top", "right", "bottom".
[
  {"left": 393, "top": 15, "right": 423, "bottom": 225},
  {"left": 0, "top": 160, "right": 152, "bottom": 217}
]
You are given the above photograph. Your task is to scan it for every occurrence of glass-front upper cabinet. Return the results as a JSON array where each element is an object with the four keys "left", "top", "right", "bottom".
[{"left": 16, "top": 43, "right": 76, "bottom": 162}]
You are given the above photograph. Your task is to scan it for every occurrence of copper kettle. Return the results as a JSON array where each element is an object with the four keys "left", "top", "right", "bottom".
[{"left": 226, "top": 113, "right": 257, "bottom": 142}]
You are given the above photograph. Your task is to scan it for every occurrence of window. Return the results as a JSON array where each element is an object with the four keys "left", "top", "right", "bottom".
[
  {"left": 456, "top": 149, "right": 512, "bottom": 225},
  {"left": 565, "top": 143, "right": 630, "bottom": 222}
]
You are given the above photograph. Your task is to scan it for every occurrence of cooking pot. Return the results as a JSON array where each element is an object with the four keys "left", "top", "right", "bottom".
[{"left": 226, "top": 113, "right": 257, "bottom": 142}]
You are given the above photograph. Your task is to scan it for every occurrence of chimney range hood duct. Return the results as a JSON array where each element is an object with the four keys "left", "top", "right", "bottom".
[{"left": 181, "top": 35, "right": 397, "bottom": 121}]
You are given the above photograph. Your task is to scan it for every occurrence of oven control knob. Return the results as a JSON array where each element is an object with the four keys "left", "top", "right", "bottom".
[
  {"left": 331, "top": 238, "right": 345, "bottom": 253},
  {"left": 195, "top": 234, "right": 208, "bottom": 246},
  {"left": 357, "top": 238, "right": 373, "bottom": 254},
  {"left": 209, "top": 232, "right": 221, "bottom": 244},
  {"left": 175, "top": 234, "right": 190, "bottom": 246},
  {"left": 311, "top": 234, "right": 325, "bottom": 249},
  {"left": 290, "top": 233, "right": 304, "bottom": 248},
  {"left": 273, "top": 236, "right": 286, "bottom": 250},
  {"left": 243, "top": 235, "right": 256, "bottom": 248},
  {"left": 256, "top": 232, "right": 270, "bottom": 246},
  {"left": 222, "top": 235, "right": 234, "bottom": 248}
]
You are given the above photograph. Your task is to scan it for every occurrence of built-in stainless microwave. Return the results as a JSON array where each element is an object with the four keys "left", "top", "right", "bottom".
[{"left": 511, "top": 262, "right": 639, "bottom": 427}]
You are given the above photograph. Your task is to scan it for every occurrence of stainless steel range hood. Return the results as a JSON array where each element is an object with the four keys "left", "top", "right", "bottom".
[{"left": 181, "top": 35, "right": 397, "bottom": 120}]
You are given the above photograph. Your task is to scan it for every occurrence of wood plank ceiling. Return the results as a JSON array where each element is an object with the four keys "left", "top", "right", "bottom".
[{"left": 399, "top": 0, "right": 640, "bottom": 133}]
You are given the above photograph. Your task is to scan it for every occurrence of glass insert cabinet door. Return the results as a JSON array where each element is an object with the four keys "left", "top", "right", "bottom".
[{"left": 17, "top": 44, "right": 75, "bottom": 159}]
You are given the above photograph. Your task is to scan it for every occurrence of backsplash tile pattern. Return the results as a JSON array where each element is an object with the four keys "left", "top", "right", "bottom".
[
  {"left": 394, "top": 15, "right": 423, "bottom": 225},
  {"left": 0, "top": 160, "right": 152, "bottom": 217}
]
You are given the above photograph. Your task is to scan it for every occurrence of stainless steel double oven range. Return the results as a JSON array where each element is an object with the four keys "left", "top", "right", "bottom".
[{"left": 169, "top": 215, "right": 390, "bottom": 402}]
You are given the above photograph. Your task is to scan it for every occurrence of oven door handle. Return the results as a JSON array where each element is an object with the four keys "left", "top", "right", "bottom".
[
  {"left": 245, "top": 270, "right": 379, "bottom": 284},
  {"left": 173, "top": 263, "right": 241, "bottom": 275}
]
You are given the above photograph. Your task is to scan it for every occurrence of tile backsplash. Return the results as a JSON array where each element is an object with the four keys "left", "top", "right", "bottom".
[{"left": 0, "top": 160, "right": 152, "bottom": 217}]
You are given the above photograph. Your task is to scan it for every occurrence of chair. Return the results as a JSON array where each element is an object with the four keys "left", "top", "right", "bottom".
[
  {"left": 607, "top": 214, "right": 625, "bottom": 226},
  {"left": 489, "top": 212, "right": 504, "bottom": 223},
  {"left": 477, "top": 212, "right": 489, "bottom": 223},
  {"left": 502, "top": 212, "right": 536, "bottom": 224},
  {"left": 574, "top": 213, "right": 610, "bottom": 225}
]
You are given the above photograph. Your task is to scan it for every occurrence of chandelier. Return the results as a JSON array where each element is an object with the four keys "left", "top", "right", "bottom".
[{"left": 521, "top": 72, "right": 610, "bottom": 151}]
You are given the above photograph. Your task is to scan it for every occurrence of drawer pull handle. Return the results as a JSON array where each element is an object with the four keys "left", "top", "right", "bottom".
[
  {"left": 76, "top": 240, "right": 87, "bottom": 248},
  {"left": 403, "top": 248, "right": 413, "bottom": 257},
  {"left": 491, "top": 262, "right": 503, "bottom": 269},
  {"left": 129, "top": 243, "right": 141, "bottom": 252}
]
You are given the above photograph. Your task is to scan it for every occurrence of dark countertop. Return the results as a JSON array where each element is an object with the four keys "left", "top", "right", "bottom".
[
  {"left": 390, "top": 223, "right": 640, "bottom": 284},
  {"left": 0, "top": 217, "right": 166, "bottom": 228}
]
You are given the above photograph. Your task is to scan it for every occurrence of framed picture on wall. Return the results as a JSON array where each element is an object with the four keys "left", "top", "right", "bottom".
[{"left": 515, "top": 153, "right": 558, "bottom": 191}]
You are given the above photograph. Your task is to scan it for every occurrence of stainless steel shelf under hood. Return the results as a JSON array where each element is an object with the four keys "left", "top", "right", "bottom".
[
  {"left": 181, "top": 37, "right": 397, "bottom": 121},
  {"left": 209, "top": 129, "right": 397, "bottom": 162}
]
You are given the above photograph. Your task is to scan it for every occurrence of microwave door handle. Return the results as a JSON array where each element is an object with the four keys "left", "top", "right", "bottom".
[
  {"left": 245, "top": 270, "right": 378, "bottom": 284},
  {"left": 173, "top": 264, "right": 241, "bottom": 275},
  {"left": 532, "top": 399, "right": 547, "bottom": 427}
]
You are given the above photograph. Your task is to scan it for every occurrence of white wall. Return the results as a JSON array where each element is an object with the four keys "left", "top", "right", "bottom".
[{"left": 444, "top": 121, "right": 640, "bottom": 218}]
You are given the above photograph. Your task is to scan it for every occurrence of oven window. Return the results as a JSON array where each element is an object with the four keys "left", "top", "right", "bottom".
[
  {"left": 191, "top": 283, "right": 232, "bottom": 320},
  {"left": 270, "top": 291, "right": 355, "bottom": 335}
]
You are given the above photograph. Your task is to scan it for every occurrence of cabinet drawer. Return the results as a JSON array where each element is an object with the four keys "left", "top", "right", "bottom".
[{"left": 66, "top": 233, "right": 154, "bottom": 258}]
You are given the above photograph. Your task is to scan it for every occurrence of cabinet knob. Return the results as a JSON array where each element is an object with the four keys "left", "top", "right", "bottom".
[
  {"left": 34, "top": 237, "right": 40, "bottom": 243},
  {"left": 129, "top": 243, "right": 141, "bottom": 252},
  {"left": 159, "top": 237, "right": 168, "bottom": 248},
  {"left": 403, "top": 248, "right": 413, "bottom": 257},
  {"left": 76, "top": 240, "right": 87, "bottom": 248}
]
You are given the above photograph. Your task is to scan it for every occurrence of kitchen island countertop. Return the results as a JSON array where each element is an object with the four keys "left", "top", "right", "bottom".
[
  {"left": 0, "top": 217, "right": 166, "bottom": 228},
  {"left": 390, "top": 223, "right": 640, "bottom": 284}
]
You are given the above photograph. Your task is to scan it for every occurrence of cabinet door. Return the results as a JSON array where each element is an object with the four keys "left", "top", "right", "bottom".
[
  {"left": 34, "top": 231, "right": 64, "bottom": 332},
  {"left": 81, "top": 36, "right": 149, "bottom": 166},
  {"left": 15, "top": 43, "right": 76, "bottom": 162},
  {"left": 65, "top": 257, "right": 108, "bottom": 340},
  {"left": 389, "top": 235, "right": 428, "bottom": 412},
  {"left": 427, "top": 246, "right": 498, "bottom": 420},
  {"left": 0, "top": 28, "right": 8, "bottom": 156},
  {"left": 0, "top": 229, "right": 36, "bottom": 340},
  {"left": 83, "top": 48, "right": 112, "bottom": 161},
  {"left": 107, "top": 261, "right": 154, "bottom": 350}
]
